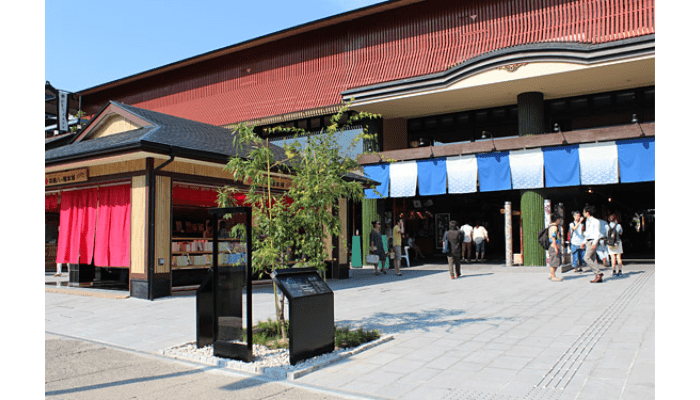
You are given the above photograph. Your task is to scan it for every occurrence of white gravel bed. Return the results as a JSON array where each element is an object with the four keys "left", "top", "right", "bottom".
[{"left": 158, "top": 335, "right": 393, "bottom": 380}]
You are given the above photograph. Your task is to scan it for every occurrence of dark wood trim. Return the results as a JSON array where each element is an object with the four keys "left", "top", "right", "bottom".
[{"left": 358, "top": 122, "right": 654, "bottom": 165}]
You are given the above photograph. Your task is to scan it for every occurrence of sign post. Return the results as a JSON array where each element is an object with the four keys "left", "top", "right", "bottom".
[{"left": 271, "top": 268, "right": 335, "bottom": 365}]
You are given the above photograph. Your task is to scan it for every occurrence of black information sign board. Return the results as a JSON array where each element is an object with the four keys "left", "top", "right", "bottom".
[
  {"left": 276, "top": 272, "right": 332, "bottom": 299},
  {"left": 271, "top": 268, "right": 335, "bottom": 365},
  {"left": 196, "top": 207, "right": 253, "bottom": 363}
]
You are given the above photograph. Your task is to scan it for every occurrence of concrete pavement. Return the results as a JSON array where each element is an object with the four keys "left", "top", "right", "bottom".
[{"left": 45, "top": 260, "right": 655, "bottom": 399}]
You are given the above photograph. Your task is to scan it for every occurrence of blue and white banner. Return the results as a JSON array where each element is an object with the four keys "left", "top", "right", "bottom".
[
  {"left": 509, "top": 148, "right": 544, "bottom": 189},
  {"left": 363, "top": 163, "right": 389, "bottom": 199},
  {"left": 616, "top": 137, "right": 655, "bottom": 183},
  {"left": 543, "top": 145, "right": 580, "bottom": 188},
  {"left": 476, "top": 152, "right": 512, "bottom": 192},
  {"left": 389, "top": 161, "right": 418, "bottom": 198},
  {"left": 417, "top": 158, "right": 447, "bottom": 196},
  {"left": 446, "top": 155, "right": 477, "bottom": 194},
  {"left": 578, "top": 142, "right": 619, "bottom": 185},
  {"left": 367, "top": 138, "right": 652, "bottom": 198}
]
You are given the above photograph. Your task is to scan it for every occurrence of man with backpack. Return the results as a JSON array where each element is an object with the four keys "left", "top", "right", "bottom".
[
  {"left": 582, "top": 205, "right": 605, "bottom": 283},
  {"left": 547, "top": 215, "right": 564, "bottom": 282}
]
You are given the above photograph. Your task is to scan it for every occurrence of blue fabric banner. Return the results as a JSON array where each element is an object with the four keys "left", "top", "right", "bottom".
[
  {"left": 616, "top": 137, "right": 655, "bottom": 183},
  {"left": 476, "top": 152, "right": 511, "bottom": 192},
  {"left": 543, "top": 145, "right": 580, "bottom": 187},
  {"left": 363, "top": 163, "right": 389, "bottom": 199},
  {"left": 417, "top": 158, "right": 447, "bottom": 196}
]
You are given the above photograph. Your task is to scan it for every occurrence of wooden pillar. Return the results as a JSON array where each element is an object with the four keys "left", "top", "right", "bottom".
[{"left": 505, "top": 201, "right": 513, "bottom": 267}]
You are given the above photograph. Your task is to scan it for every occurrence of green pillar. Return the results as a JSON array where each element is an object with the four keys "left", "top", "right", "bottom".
[
  {"left": 522, "top": 189, "right": 545, "bottom": 266},
  {"left": 518, "top": 92, "right": 547, "bottom": 266}
]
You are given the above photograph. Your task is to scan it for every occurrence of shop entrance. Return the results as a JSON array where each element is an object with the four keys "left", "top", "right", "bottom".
[{"left": 383, "top": 181, "right": 654, "bottom": 262}]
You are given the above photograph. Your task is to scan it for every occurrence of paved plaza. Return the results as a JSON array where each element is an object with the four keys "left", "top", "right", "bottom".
[{"left": 45, "top": 260, "right": 655, "bottom": 399}]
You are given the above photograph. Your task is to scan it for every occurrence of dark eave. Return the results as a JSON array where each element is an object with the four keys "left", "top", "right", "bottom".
[{"left": 358, "top": 122, "right": 655, "bottom": 165}]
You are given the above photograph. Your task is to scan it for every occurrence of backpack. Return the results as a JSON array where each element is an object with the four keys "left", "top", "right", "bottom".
[
  {"left": 606, "top": 223, "right": 619, "bottom": 246},
  {"left": 537, "top": 224, "right": 554, "bottom": 250}
]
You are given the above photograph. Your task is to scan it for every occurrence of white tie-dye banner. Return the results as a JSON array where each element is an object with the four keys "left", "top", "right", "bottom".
[
  {"left": 578, "top": 142, "right": 619, "bottom": 185},
  {"left": 446, "top": 155, "right": 478, "bottom": 194},
  {"left": 509, "top": 148, "right": 544, "bottom": 189},
  {"left": 389, "top": 161, "right": 418, "bottom": 197}
]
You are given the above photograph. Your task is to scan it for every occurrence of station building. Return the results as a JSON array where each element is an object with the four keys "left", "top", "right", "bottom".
[{"left": 46, "top": 0, "right": 655, "bottom": 297}]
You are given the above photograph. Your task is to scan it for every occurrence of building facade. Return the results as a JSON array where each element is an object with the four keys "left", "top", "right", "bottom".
[{"left": 48, "top": 0, "right": 655, "bottom": 294}]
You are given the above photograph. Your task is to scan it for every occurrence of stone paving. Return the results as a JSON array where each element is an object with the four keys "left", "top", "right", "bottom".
[{"left": 45, "top": 260, "right": 654, "bottom": 399}]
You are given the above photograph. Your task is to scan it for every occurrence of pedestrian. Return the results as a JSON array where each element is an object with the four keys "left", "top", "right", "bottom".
[
  {"left": 582, "top": 206, "right": 605, "bottom": 283},
  {"left": 596, "top": 215, "right": 610, "bottom": 268},
  {"left": 392, "top": 218, "right": 404, "bottom": 276},
  {"left": 548, "top": 214, "right": 564, "bottom": 281},
  {"left": 369, "top": 220, "right": 387, "bottom": 275},
  {"left": 569, "top": 211, "right": 586, "bottom": 272},
  {"left": 407, "top": 233, "right": 425, "bottom": 259},
  {"left": 443, "top": 220, "right": 465, "bottom": 279},
  {"left": 472, "top": 222, "right": 489, "bottom": 262},
  {"left": 460, "top": 222, "right": 473, "bottom": 262},
  {"left": 607, "top": 213, "right": 624, "bottom": 276}
]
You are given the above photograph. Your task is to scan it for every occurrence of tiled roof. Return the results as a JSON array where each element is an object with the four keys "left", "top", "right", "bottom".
[{"left": 45, "top": 101, "right": 287, "bottom": 165}]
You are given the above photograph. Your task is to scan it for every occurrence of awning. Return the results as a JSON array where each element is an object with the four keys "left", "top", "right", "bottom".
[{"left": 363, "top": 138, "right": 654, "bottom": 197}]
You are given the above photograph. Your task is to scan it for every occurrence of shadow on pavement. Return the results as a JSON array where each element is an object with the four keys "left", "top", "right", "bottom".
[{"left": 336, "top": 308, "right": 514, "bottom": 335}]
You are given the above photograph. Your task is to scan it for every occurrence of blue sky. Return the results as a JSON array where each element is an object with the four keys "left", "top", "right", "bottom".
[{"left": 45, "top": 0, "right": 386, "bottom": 93}]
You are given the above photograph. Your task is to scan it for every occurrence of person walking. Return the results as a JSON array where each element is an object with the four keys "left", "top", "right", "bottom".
[
  {"left": 443, "top": 220, "right": 465, "bottom": 279},
  {"left": 392, "top": 218, "right": 404, "bottom": 276},
  {"left": 369, "top": 220, "right": 387, "bottom": 275},
  {"left": 460, "top": 222, "right": 473, "bottom": 263},
  {"left": 569, "top": 211, "right": 586, "bottom": 272},
  {"left": 472, "top": 222, "right": 489, "bottom": 262},
  {"left": 548, "top": 214, "right": 564, "bottom": 281},
  {"left": 582, "top": 206, "right": 605, "bottom": 283},
  {"left": 607, "top": 214, "right": 624, "bottom": 276}
]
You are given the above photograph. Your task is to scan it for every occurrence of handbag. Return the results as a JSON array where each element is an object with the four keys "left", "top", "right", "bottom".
[
  {"left": 366, "top": 254, "right": 380, "bottom": 265},
  {"left": 442, "top": 232, "right": 450, "bottom": 254}
]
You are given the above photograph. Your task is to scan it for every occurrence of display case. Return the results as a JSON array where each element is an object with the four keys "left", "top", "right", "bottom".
[{"left": 171, "top": 238, "right": 246, "bottom": 270}]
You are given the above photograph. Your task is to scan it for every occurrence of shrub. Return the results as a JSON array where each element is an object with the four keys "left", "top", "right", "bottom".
[
  {"left": 334, "top": 326, "right": 380, "bottom": 349},
  {"left": 244, "top": 321, "right": 380, "bottom": 350}
]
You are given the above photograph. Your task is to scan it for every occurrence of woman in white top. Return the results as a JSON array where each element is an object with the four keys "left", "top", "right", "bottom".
[{"left": 607, "top": 214, "right": 624, "bottom": 276}]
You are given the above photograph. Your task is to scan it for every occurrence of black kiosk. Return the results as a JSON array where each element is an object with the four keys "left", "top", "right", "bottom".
[
  {"left": 196, "top": 207, "right": 253, "bottom": 362},
  {"left": 271, "top": 267, "right": 335, "bottom": 365}
]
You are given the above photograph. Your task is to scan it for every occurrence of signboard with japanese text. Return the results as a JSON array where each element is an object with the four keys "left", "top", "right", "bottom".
[{"left": 45, "top": 169, "right": 88, "bottom": 187}]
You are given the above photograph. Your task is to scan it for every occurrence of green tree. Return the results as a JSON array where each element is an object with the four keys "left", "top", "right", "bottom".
[{"left": 218, "top": 104, "right": 379, "bottom": 334}]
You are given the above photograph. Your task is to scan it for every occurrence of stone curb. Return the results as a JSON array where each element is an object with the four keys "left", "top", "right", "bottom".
[{"left": 157, "top": 335, "right": 395, "bottom": 381}]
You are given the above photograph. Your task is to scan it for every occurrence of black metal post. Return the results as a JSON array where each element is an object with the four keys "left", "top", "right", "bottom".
[
  {"left": 245, "top": 208, "right": 253, "bottom": 352},
  {"left": 211, "top": 213, "right": 219, "bottom": 342}
]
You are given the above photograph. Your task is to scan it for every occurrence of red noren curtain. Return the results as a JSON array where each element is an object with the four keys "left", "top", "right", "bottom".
[
  {"left": 94, "top": 184, "right": 131, "bottom": 267},
  {"left": 56, "top": 188, "right": 98, "bottom": 264},
  {"left": 45, "top": 193, "right": 58, "bottom": 211}
]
